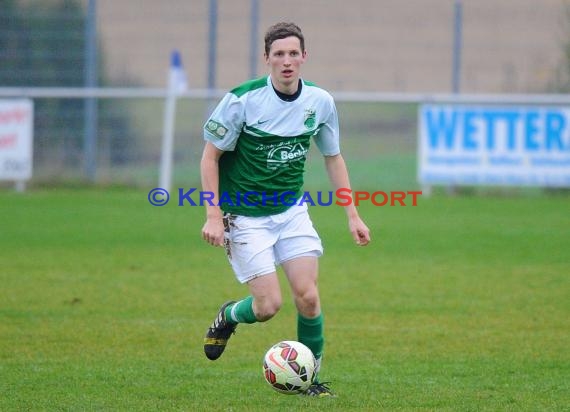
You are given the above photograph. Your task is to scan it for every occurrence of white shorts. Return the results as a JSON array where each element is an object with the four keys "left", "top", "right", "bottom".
[{"left": 223, "top": 204, "right": 323, "bottom": 284}]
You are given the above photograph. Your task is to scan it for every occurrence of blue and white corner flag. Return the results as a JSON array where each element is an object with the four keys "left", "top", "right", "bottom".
[
  {"left": 160, "top": 49, "right": 187, "bottom": 192},
  {"left": 168, "top": 49, "right": 188, "bottom": 94}
]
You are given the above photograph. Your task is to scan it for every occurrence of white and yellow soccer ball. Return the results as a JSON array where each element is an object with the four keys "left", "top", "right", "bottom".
[{"left": 262, "top": 340, "right": 316, "bottom": 394}]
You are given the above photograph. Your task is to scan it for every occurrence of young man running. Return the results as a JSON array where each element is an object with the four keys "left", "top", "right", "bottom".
[{"left": 201, "top": 22, "right": 370, "bottom": 397}]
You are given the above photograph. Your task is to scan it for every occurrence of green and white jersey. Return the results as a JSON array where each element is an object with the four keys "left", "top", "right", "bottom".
[{"left": 203, "top": 75, "right": 340, "bottom": 217}]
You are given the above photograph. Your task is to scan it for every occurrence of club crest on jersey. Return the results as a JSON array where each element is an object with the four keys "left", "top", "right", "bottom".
[
  {"left": 267, "top": 142, "right": 308, "bottom": 170},
  {"left": 206, "top": 120, "right": 228, "bottom": 139},
  {"left": 304, "top": 109, "right": 316, "bottom": 129}
]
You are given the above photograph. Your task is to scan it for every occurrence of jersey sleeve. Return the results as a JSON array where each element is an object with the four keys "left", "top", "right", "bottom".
[
  {"left": 313, "top": 96, "right": 341, "bottom": 156},
  {"left": 203, "top": 92, "right": 245, "bottom": 151}
]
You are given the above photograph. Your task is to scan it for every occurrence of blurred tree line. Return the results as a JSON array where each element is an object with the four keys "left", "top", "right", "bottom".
[{"left": 0, "top": 0, "right": 131, "bottom": 178}]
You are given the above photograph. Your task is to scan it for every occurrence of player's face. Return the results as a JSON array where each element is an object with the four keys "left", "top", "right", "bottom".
[{"left": 265, "top": 36, "right": 306, "bottom": 94}]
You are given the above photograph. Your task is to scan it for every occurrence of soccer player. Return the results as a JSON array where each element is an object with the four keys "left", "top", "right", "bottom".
[{"left": 201, "top": 22, "right": 370, "bottom": 397}]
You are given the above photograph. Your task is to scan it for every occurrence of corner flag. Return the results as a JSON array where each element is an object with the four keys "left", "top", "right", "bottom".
[
  {"left": 160, "top": 50, "right": 188, "bottom": 192},
  {"left": 169, "top": 50, "right": 188, "bottom": 94}
]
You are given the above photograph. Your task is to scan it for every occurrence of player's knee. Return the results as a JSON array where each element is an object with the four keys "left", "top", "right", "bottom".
[
  {"left": 254, "top": 297, "right": 282, "bottom": 322},
  {"left": 295, "top": 289, "right": 320, "bottom": 316}
]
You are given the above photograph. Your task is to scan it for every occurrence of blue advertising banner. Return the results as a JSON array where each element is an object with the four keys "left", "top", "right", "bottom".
[{"left": 418, "top": 104, "right": 570, "bottom": 187}]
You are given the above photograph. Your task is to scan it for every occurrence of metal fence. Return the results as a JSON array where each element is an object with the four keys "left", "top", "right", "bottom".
[
  {"left": 3, "top": 88, "right": 570, "bottom": 191},
  {"left": 0, "top": 88, "right": 420, "bottom": 190}
]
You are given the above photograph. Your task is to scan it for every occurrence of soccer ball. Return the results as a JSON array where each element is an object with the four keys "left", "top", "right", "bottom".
[{"left": 262, "top": 340, "right": 316, "bottom": 394}]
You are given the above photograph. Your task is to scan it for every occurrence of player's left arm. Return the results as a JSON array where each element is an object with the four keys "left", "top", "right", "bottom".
[{"left": 324, "top": 154, "right": 371, "bottom": 246}]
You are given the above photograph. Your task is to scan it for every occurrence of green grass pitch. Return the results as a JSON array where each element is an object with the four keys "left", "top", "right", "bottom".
[{"left": 0, "top": 188, "right": 568, "bottom": 411}]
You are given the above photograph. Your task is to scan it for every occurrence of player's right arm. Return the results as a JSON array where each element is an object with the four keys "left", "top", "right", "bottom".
[
  {"left": 201, "top": 92, "right": 244, "bottom": 246},
  {"left": 200, "top": 142, "right": 225, "bottom": 247}
]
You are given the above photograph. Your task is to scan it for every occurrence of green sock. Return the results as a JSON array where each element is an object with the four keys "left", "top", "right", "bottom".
[
  {"left": 298, "top": 313, "right": 324, "bottom": 383},
  {"left": 297, "top": 312, "right": 324, "bottom": 361},
  {"left": 224, "top": 296, "right": 257, "bottom": 324}
]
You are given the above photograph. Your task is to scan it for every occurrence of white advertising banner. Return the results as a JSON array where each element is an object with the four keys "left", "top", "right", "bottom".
[
  {"left": 418, "top": 104, "right": 570, "bottom": 187},
  {"left": 0, "top": 99, "right": 34, "bottom": 181}
]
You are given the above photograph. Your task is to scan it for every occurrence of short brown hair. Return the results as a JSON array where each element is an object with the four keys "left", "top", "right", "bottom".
[{"left": 264, "top": 22, "right": 305, "bottom": 55}]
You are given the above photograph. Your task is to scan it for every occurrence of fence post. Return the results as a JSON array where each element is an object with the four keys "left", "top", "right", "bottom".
[
  {"left": 249, "top": 0, "right": 260, "bottom": 79},
  {"left": 84, "top": 0, "right": 98, "bottom": 182},
  {"left": 452, "top": 0, "right": 463, "bottom": 94},
  {"left": 206, "top": 0, "right": 218, "bottom": 117}
]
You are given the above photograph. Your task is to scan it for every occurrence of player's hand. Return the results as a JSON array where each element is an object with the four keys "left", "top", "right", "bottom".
[
  {"left": 349, "top": 216, "right": 371, "bottom": 246},
  {"left": 202, "top": 217, "right": 225, "bottom": 247}
]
